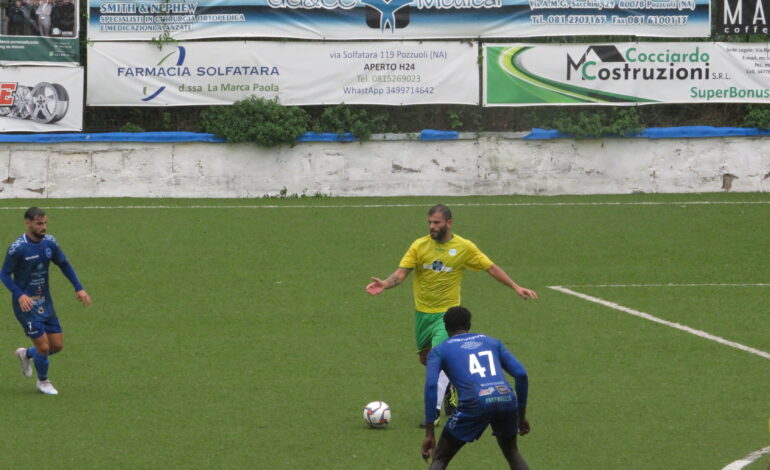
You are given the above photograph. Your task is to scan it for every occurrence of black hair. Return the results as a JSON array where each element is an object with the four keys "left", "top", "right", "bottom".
[
  {"left": 444, "top": 306, "right": 471, "bottom": 333},
  {"left": 428, "top": 204, "right": 452, "bottom": 220},
  {"left": 24, "top": 207, "right": 46, "bottom": 220}
]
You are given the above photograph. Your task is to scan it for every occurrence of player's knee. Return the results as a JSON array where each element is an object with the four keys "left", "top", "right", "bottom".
[{"left": 36, "top": 344, "right": 50, "bottom": 355}]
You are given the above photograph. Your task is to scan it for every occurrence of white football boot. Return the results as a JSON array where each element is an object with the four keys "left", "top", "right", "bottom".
[
  {"left": 15, "top": 348, "right": 33, "bottom": 378},
  {"left": 36, "top": 379, "right": 59, "bottom": 395}
]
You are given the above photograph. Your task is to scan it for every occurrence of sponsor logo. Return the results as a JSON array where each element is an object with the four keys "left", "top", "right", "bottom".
[
  {"left": 460, "top": 340, "right": 483, "bottom": 350},
  {"left": 0, "top": 82, "right": 69, "bottom": 124},
  {"left": 117, "top": 46, "right": 281, "bottom": 102},
  {"left": 479, "top": 386, "right": 495, "bottom": 396},
  {"left": 0, "top": 83, "right": 18, "bottom": 107},
  {"left": 25, "top": 255, "right": 40, "bottom": 260},
  {"left": 424, "top": 260, "right": 453, "bottom": 272},
  {"left": 719, "top": 0, "right": 769, "bottom": 34},
  {"left": 267, "top": 0, "right": 501, "bottom": 32},
  {"left": 138, "top": 45, "right": 187, "bottom": 102},
  {"left": 448, "top": 248, "right": 457, "bottom": 256},
  {"left": 565, "top": 45, "right": 711, "bottom": 82},
  {"left": 495, "top": 384, "right": 511, "bottom": 394}
]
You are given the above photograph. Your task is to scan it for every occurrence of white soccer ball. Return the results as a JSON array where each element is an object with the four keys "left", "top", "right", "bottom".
[{"left": 363, "top": 401, "right": 391, "bottom": 428}]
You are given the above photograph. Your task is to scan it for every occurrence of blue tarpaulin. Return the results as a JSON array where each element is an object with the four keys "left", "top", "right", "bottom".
[
  {"left": 523, "top": 126, "right": 770, "bottom": 140},
  {"left": 0, "top": 132, "right": 225, "bottom": 143},
  {"left": 1, "top": 127, "right": 769, "bottom": 143},
  {"left": 296, "top": 132, "right": 357, "bottom": 142}
]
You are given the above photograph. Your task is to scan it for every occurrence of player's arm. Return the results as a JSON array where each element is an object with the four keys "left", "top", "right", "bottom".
[
  {"left": 421, "top": 350, "right": 442, "bottom": 460},
  {"left": 499, "top": 343, "right": 530, "bottom": 435},
  {"left": 51, "top": 246, "right": 91, "bottom": 307},
  {"left": 0, "top": 250, "right": 34, "bottom": 311},
  {"left": 485, "top": 264, "right": 538, "bottom": 300},
  {"left": 365, "top": 267, "right": 412, "bottom": 295}
]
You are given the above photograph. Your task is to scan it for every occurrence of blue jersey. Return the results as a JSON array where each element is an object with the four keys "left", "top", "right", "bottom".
[
  {"left": 425, "top": 333, "right": 528, "bottom": 424},
  {"left": 1, "top": 233, "right": 82, "bottom": 319}
]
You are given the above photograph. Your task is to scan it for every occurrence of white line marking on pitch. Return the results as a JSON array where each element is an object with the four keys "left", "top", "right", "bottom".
[
  {"left": 722, "top": 445, "right": 770, "bottom": 470},
  {"left": 562, "top": 283, "right": 770, "bottom": 288},
  {"left": 0, "top": 201, "right": 768, "bottom": 210},
  {"left": 547, "top": 286, "right": 770, "bottom": 361}
]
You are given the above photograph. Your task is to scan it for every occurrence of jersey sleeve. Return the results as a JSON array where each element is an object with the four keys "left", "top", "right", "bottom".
[
  {"left": 463, "top": 240, "right": 494, "bottom": 271},
  {"left": 1, "top": 247, "right": 24, "bottom": 300},
  {"left": 423, "top": 348, "right": 442, "bottom": 424},
  {"left": 498, "top": 340, "right": 528, "bottom": 409},
  {"left": 49, "top": 239, "right": 84, "bottom": 291},
  {"left": 398, "top": 240, "right": 419, "bottom": 270}
]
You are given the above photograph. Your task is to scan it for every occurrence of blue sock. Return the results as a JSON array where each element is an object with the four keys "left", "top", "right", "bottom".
[
  {"left": 33, "top": 352, "right": 49, "bottom": 381},
  {"left": 26, "top": 347, "right": 35, "bottom": 358}
]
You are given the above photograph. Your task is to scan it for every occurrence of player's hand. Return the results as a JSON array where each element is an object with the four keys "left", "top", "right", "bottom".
[
  {"left": 421, "top": 436, "right": 435, "bottom": 462},
  {"left": 515, "top": 286, "right": 538, "bottom": 300},
  {"left": 365, "top": 277, "right": 386, "bottom": 295},
  {"left": 75, "top": 289, "right": 92, "bottom": 307},
  {"left": 518, "top": 418, "right": 531, "bottom": 436},
  {"left": 18, "top": 294, "right": 33, "bottom": 312}
]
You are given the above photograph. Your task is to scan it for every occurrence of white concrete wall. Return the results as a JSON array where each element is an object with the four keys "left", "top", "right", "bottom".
[{"left": 1, "top": 134, "right": 769, "bottom": 198}]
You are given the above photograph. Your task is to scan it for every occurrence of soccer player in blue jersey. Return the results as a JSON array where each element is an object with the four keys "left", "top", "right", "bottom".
[
  {"left": 1, "top": 207, "right": 92, "bottom": 395},
  {"left": 421, "top": 306, "right": 530, "bottom": 470}
]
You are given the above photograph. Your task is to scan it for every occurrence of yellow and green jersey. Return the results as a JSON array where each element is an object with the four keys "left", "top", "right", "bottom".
[{"left": 399, "top": 234, "right": 493, "bottom": 313}]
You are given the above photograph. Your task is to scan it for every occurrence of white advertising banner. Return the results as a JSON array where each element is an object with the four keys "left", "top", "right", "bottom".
[
  {"left": 484, "top": 42, "right": 770, "bottom": 106},
  {"left": 86, "top": 0, "right": 710, "bottom": 41},
  {"left": 87, "top": 41, "right": 479, "bottom": 106},
  {"left": 0, "top": 66, "right": 83, "bottom": 131}
]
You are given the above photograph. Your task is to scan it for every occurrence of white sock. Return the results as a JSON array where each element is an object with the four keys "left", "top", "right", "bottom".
[{"left": 437, "top": 371, "right": 449, "bottom": 411}]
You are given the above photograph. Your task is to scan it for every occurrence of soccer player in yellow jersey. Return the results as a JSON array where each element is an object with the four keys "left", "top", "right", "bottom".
[{"left": 366, "top": 204, "right": 537, "bottom": 426}]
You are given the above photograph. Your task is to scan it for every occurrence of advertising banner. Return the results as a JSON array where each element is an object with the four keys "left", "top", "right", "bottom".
[
  {"left": 717, "top": 0, "right": 769, "bottom": 34},
  {"left": 87, "top": 41, "right": 479, "bottom": 106},
  {"left": 484, "top": 43, "right": 770, "bottom": 106},
  {"left": 1, "top": 0, "right": 80, "bottom": 65},
  {"left": 0, "top": 65, "right": 83, "bottom": 131},
  {"left": 86, "top": 0, "right": 709, "bottom": 40}
]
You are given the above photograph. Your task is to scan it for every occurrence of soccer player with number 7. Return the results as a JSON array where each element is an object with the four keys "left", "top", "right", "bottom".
[{"left": 1, "top": 207, "right": 92, "bottom": 395}]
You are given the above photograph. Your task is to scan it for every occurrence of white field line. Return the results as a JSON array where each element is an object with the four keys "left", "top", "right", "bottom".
[
  {"left": 561, "top": 283, "right": 770, "bottom": 288},
  {"left": 0, "top": 201, "right": 768, "bottom": 210},
  {"left": 722, "top": 445, "right": 770, "bottom": 470},
  {"left": 547, "top": 286, "right": 770, "bottom": 361}
]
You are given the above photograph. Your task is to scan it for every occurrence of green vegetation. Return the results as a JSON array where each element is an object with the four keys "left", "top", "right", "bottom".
[
  {"left": 312, "top": 104, "right": 393, "bottom": 140},
  {"left": 200, "top": 97, "right": 310, "bottom": 146},
  {"left": 547, "top": 107, "right": 643, "bottom": 137},
  {"left": 742, "top": 105, "right": 770, "bottom": 129},
  {"left": 0, "top": 193, "right": 767, "bottom": 469}
]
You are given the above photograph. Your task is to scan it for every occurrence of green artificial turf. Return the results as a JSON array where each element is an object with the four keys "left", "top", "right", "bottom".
[{"left": 0, "top": 194, "right": 766, "bottom": 469}]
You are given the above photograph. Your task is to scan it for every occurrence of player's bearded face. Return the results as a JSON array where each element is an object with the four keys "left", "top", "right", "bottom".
[
  {"left": 27, "top": 216, "right": 47, "bottom": 239},
  {"left": 428, "top": 215, "right": 451, "bottom": 240}
]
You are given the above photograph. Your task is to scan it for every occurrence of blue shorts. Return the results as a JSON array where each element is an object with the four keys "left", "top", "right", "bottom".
[
  {"left": 15, "top": 314, "right": 62, "bottom": 339},
  {"left": 444, "top": 407, "right": 519, "bottom": 443}
]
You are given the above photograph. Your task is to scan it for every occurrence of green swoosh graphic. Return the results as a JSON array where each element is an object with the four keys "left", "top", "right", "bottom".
[{"left": 486, "top": 46, "right": 656, "bottom": 105}]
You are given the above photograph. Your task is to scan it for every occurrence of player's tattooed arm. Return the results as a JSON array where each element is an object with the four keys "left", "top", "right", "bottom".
[{"left": 366, "top": 267, "right": 411, "bottom": 295}]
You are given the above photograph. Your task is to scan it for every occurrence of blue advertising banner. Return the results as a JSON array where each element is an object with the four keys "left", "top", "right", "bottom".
[{"left": 87, "top": 0, "right": 710, "bottom": 40}]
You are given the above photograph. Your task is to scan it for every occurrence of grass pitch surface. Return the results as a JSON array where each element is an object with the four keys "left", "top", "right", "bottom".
[{"left": 0, "top": 194, "right": 767, "bottom": 469}]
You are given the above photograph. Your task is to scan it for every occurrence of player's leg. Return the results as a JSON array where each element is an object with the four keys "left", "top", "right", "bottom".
[
  {"left": 416, "top": 311, "right": 441, "bottom": 427},
  {"left": 47, "top": 332, "right": 63, "bottom": 354},
  {"left": 491, "top": 409, "right": 528, "bottom": 470},
  {"left": 429, "top": 316, "right": 451, "bottom": 419},
  {"left": 495, "top": 435, "right": 529, "bottom": 470},
  {"left": 428, "top": 426, "right": 466, "bottom": 470}
]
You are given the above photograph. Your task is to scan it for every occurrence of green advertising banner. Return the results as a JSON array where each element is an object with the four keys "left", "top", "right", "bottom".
[
  {"left": 1, "top": 0, "right": 80, "bottom": 65},
  {"left": 484, "top": 43, "right": 770, "bottom": 106}
]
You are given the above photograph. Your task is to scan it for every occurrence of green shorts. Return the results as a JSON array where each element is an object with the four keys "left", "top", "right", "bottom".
[{"left": 415, "top": 310, "right": 449, "bottom": 352}]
